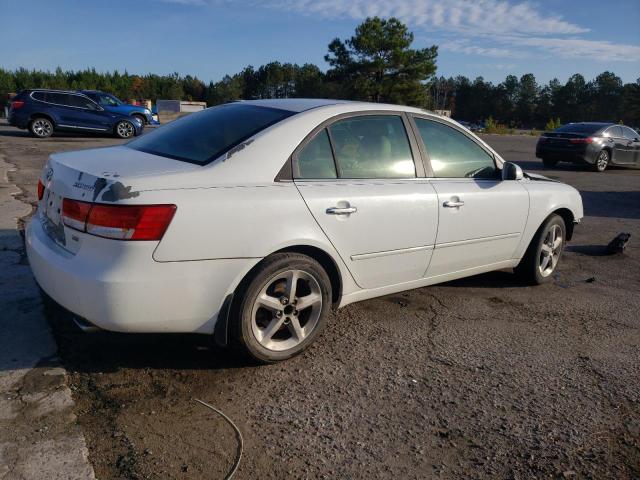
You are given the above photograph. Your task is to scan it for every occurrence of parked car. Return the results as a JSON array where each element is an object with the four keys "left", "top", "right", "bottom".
[
  {"left": 27, "top": 99, "right": 583, "bottom": 363},
  {"left": 79, "top": 90, "right": 155, "bottom": 125},
  {"left": 536, "top": 122, "right": 640, "bottom": 171},
  {"left": 8, "top": 89, "right": 144, "bottom": 139}
]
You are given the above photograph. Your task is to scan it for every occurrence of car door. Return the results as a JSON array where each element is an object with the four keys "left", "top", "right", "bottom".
[
  {"left": 65, "top": 94, "right": 112, "bottom": 131},
  {"left": 622, "top": 127, "right": 640, "bottom": 164},
  {"left": 410, "top": 116, "right": 529, "bottom": 278},
  {"left": 293, "top": 113, "right": 439, "bottom": 290}
]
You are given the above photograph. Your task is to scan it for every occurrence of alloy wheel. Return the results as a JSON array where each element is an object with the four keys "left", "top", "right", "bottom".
[
  {"left": 117, "top": 121, "right": 134, "bottom": 138},
  {"left": 596, "top": 151, "right": 609, "bottom": 171},
  {"left": 32, "top": 119, "right": 52, "bottom": 137},
  {"left": 539, "top": 224, "right": 563, "bottom": 277},
  {"left": 250, "top": 269, "right": 323, "bottom": 352}
]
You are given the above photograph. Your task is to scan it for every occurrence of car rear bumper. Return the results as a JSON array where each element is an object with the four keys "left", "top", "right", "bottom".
[{"left": 26, "top": 215, "right": 254, "bottom": 334}]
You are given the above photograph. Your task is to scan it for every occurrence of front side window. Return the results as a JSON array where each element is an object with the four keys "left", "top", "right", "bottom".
[
  {"left": 414, "top": 118, "right": 497, "bottom": 179},
  {"left": 128, "top": 103, "right": 294, "bottom": 164},
  {"left": 99, "top": 94, "right": 122, "bottom": 106},
  {"left": 604, "top": 126, "right": 623, "bottom": 138},
  {"left": 68, "top": 95, "right": 99, "bottom": 110},
  {"left": 296, "top": 129, "right": 337, "bottom": 179},
  {"left": 328, "top": 116, "right": 415, "bottom": 178}
]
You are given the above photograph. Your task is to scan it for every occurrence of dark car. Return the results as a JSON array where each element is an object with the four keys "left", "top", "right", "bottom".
[
  {"left": 536, "top": 122, "right": 640, "bottom": 172},
  {"left": 7, "top": 89, "right": 144, "bottom": 139},
  {"left": 79, "top": 90, "right": 156, "bottom": 125}
]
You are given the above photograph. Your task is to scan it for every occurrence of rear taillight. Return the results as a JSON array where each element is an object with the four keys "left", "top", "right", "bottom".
[
  {"left": 569, "top": 137, "right": 593, "bottom": 144},
  {"left": 62, "top": 199, "right": 92, "bottom": 232},
  {"left": 62, "top": 199, "right": 176, "bottom": 241},
  {"left": 37, "top": 180, "right": 45, "bottom": 201},
  {"left": 10, "top": 100, "right": 25, "bottom": 109}
]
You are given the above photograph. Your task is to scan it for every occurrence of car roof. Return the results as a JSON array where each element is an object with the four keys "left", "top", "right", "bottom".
[{"left": 236, "top": 98, "right": 432, "bottom": 115}]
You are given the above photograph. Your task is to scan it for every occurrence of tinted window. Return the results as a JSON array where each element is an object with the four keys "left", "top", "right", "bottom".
[
  {"left": 556, "top": 123, "right": 607, "bottom": 135},
  {"left": 128, "top": 104, "right": 294, "bottom": 164},
  {"left": 296, "top": 129, "right": 337, "bottom": 179},
  {"left": 68, "top": 95, "right": 99, "bottom": 110},
  {"left": 604, "top": 126, "right": 623, "bottom": 138},
  {"left": 328, "top": 116, "right": 415, "bottom": 178},
  {"left": 32, "top": 91, "right": 46, "bottom": 102},
  {"left": 47, "top": 93, "right": 71, "bottom": 106},
  {"left": 98, "top": 94, "right": 122, "bottom": 106},
  {"left": 622, "top": 127, "right": 639, "bottom": 140},
  {"left": 414, "top": 118, "right": 496, "bottom": 178}
]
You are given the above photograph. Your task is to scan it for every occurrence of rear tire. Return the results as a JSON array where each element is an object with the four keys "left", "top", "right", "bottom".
[
  {"left": 29, "top": 117, "right": 54, "bottom": 138},
  {"left": 515, "top": 214, "right": 566, "bottom": 285},
  {"left": 115, "top": 120, "right": 135, "bottom": 139},
  {"left": 542, "top": 157, "right": 558, "bottom": 168},
  {"left": 592, "top": 149, "right": 609, "bottom": 172},
  {"left": 231, "top": 253, "right": 331, "bottom": 363}
]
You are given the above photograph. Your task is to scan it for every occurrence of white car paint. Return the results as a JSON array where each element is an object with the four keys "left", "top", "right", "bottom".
[{"left": 26, "top": 99, "right": 583, "bottom": 336}]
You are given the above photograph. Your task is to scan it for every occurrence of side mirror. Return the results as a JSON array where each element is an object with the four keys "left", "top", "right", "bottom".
[{"left": 502, "top": 162, "right": 523, "bottom": 181}]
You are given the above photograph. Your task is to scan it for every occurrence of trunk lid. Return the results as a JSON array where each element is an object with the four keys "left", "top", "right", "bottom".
[{"left": 38, "top": 145, "right": 200, "bottom": 252}]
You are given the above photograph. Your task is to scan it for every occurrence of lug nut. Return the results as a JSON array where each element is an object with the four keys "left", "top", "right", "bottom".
[
  {"left": 293, "top": 310, "right": 298, "bottom": 316},
  {"left": 275, "top": 311, "right": 283, "bottom": 318},
  {"left": 280, "top": 297, "right": 288, "bottom": 305}
]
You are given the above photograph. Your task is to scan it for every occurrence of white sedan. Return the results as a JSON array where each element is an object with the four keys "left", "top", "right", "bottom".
[{"left": 26, "top": 99, "right": 584, "bottom": 362}]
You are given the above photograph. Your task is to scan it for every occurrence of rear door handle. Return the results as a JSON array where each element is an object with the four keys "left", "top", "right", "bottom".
[
  {"left": 326, "top": 206, "right": 357, "bottom": 215},
  {"left": 443, "top": 200, "right": 464, "bottom": 208}
]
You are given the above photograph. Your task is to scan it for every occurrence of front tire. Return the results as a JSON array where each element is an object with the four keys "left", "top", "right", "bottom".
[
  {"left": 593, "top": 149, "right": 609, "bottom": 172},
  {"left": 232, "top": 253, "right": 332, "bottom": 363},
  {"left": 115, "top": 120, "right": 135, "bottom": 139},
  {"left": 515, "top": 214, "right": 566, "bottom": 285},
  {"left": 132, "top": 114, "right": 146, "bottom": 126},
  {"left": 29, "top": 117, "right": 54, "bottom": 138}
]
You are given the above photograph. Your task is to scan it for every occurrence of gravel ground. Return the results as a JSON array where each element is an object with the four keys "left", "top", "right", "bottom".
[{"left": 1, "top": 124, "right": 638, "bottom": 479}]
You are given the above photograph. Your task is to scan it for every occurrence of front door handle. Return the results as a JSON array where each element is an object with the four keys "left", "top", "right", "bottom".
[
  {"left": 443, "top": 200, "right": 464, "bottom": 208},
  {"left": 326, "top": 206, "right": 357, "bottom": 215}
]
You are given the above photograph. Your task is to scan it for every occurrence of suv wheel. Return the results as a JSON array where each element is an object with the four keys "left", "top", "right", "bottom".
[
  {"left": 232, "top": 253, "right": 332, "bottom": 363},
  {"left": 115, "top": 120, "right": 135, "bottom": 139},
  {"left": 30, "top": 117, "right": 54, "bottom": 138},
  {"left": 132, "top": 114, "right": 146, "bottom": 126}
]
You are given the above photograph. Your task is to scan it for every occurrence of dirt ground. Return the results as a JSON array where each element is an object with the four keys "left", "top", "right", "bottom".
[{"left": 1, "top": 123, "right": 638, "bottom": 480}]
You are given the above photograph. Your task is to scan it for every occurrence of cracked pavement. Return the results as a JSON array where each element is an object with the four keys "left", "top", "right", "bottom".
[{"left": 0, "top": 123, "right": 638, "bottom": 479}]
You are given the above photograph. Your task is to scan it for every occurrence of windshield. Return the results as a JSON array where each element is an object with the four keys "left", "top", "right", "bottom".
[
  {"left": 554, "top": 123, "right": 606, "bottom": 135},
  {"left": 127, "top": 103, "right": 294, "bottom": 164},
  {"left": 98, "top": 94, "right": 123, "bottom": 106}
]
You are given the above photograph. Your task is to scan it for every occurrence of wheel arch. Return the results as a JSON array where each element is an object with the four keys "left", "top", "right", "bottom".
[
  {"left": 214, "top": 244, "right": 344, "bottom": 347},
  {"left": 29, "top": 113, "right": 55, "bottom": 127},
  {"left": 551, "top": 207, "right": 575, "bottom": 240}
]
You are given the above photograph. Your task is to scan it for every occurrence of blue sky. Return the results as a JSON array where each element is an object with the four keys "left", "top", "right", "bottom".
[{"left": 1, "top": 0, "right": 639, "bottom": 85}]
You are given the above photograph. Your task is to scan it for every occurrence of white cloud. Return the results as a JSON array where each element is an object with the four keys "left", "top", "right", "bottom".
[
  {"left": 265, "top": 0, "right": 588, "bottom": 36},
  {"left": 157, "top": 0, "right": 640, "bottom": 62}
]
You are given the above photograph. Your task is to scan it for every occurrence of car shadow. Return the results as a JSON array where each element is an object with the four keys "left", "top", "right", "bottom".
[
  {"left": 440, "top": 270, "right": 523, "bottom": 289},
  {"left": 42, "top": 297, "right": 252, "bottom": 374},
  {"left": 580, "top": 190, "right": 640, "bottom": 220}
]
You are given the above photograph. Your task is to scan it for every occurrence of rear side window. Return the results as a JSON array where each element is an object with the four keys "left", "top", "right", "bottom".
[
  {"left": 32, "top": 91, "right": 46, "bottom": 102},
  {"left": 414, "top": 118, "right": 496, "bottom": 179},
  {"left": 604, "top": 126, "right": 623, "bottom": 138},
  {"left": 328, "top": 116, "right": 415, "bottom": 178},
  {"left": 128, "top": 104, "right": 294, "bottom": 164},
  {"left": 48, "top": 93, "right": 71, "bottom": 106},
  {"left": 296, "top": 129, "right": 337, "bottom": 179},
  {"left": 622, "top": 127, "right": 639, "bottom": 140}
]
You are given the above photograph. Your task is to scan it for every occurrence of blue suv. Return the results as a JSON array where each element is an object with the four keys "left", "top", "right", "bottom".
[
  {"left": 80, "top": 90, "right": 156, "bottom": 125},
  {"left": 8, "top": 90, "right": 144, "bottom": 139}
]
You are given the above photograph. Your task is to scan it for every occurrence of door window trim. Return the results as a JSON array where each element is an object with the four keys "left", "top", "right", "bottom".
[
  {"left": 282, "top": 110, "right": 426, "bottom": 182},
  {"left": 408, "top": 114, "right": 500, "bottom": 180}
]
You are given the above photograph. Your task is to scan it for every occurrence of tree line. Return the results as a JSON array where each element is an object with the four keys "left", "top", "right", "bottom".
[{"left": 1, "top": 17, "right": 638, "bottom": 128}]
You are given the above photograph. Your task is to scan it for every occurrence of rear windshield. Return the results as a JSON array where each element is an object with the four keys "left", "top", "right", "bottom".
[
  {"left": 127, "top": 103, "right": 294, "bottom": 164},
  {"left": 554, "top": 123, "right": 606, "bottom": 135}
]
